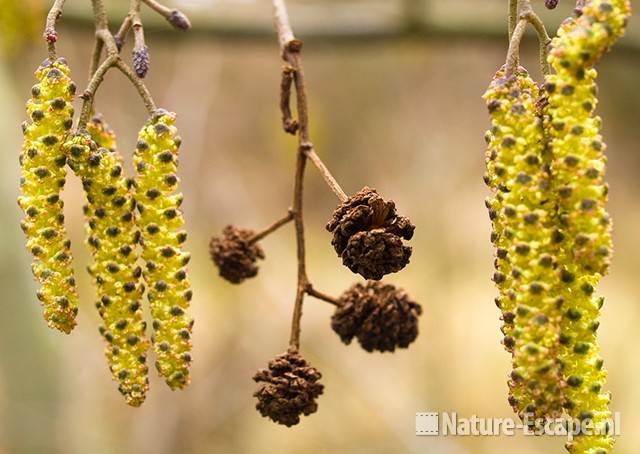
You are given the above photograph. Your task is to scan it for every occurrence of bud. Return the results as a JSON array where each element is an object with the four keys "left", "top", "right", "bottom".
[
  {"left": 168, "top": 10, "right": 191, "bottom": 31},
  {"left": 133, "top": 46, "right": 150, "bottom": 79}
]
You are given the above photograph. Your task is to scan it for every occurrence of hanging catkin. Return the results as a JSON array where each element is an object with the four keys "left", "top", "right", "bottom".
[
  {"left": 18, "top": 57, "right": 79, "bottom": 334},
  {"left": 134, "top": 109, "right": 193, "bottom": 390},
  {"left": 543, "top": 0, "right": 630, "bottom": 451},
  {"left": 484, "top": 67, "right": 563, "bottom": 420},
  {"left": 65, "top": 132, "right": 149, "bottom": 407}
]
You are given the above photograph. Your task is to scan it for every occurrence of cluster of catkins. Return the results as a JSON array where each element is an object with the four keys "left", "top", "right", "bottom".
[
  {"left": 210, "top": 186, "right": 422, "bottom": 426},
  {"left": 484, "top": 1, "right": 630, "bottom": 452},
  {"left": 19, "top": 57, "right": 192, "bottom": 406}
]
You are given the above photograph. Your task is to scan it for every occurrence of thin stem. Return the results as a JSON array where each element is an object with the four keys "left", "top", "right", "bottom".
[
  {"left": 508, "top": 0, "right": 519, "bottom": 40},
  {"left": 114, "top": 15, "right": 133, "bottom": 50},
  {"left": 249, "top": 211, "right": 294, "bottom": 244},
  {"left": 141, "top": 0, "right": 192, "bottom": 30},
  {"left": 88, "top": 38, "right": 105, "bottom": 79},
  {"left": 114, "top": 60, "right": 157, "bottom": 114},
  {"left": 305, "top": 285, "right": 340, "bottom": 306},
  {"left": 45, "top": 0, "right": 66, "bottom": 58},
  {"left": 273, "top": 0, "right": 309, "bottom": 350},
  {"left": 522, "top": 9, "right": 551, "bottom": 76},
  {"left": 78, "top": 55, "right": 118, "bottom": 128},
  {"left": 304, "top": 147, "right": 348, "bottom": 202},
  {"left": 505, "top": 18, "right": 527, "bottom": 77}
]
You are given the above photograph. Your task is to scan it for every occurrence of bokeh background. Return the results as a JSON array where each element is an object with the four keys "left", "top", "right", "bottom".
[{"left": 0, "top": 1, "right": 639, "bottom": 453}]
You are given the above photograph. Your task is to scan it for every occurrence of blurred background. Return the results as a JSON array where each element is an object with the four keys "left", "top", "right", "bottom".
[{"left": 0, "top": 1, "right": 639, "bottom": 453}]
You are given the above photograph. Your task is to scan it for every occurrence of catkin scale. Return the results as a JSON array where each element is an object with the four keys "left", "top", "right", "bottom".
[
  {"left": 484, "top": 67, "right": 563, "bottom": 419},
  {"left": 64, "top": 132, "right": 149, "bottom": 407},
  {"left": 544, "top": 1, "right": 631, "bottom": 452},
  {"left": 134, "top": 109, "right": 193, "bottom": 390},
  {"left": 18, "top": 58, "right": 79, "bottom": 334}
]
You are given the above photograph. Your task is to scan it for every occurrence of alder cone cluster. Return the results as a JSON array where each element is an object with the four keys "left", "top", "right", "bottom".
[
  {"left": 209, "top": 225, "right": 265, "bottom": 284},
  {"left": 332, "top": 281, "right": 422, "bottom": 353},
  {"left": 326, "top": 187, "right": 414, "bottom": 280},
  {"left": 253, "top": 348, "right": 324, "bottom": 427}
]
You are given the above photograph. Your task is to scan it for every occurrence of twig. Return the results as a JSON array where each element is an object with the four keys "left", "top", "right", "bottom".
[
  {"left": 249, "top": 211, "right": 294, "bottom": 244},
  {"left": 521, "top": 8, "right": 551, "bottom": 76},
  {"left": 44, "top": 0, "right": 67, "bottom": 59},
  {"left": 305, "top": 285, "right": 340, "bottom": 306},
  {"left": 272, "top": 0, "right": 352, "bottom": 349},
  {"left": 505, "top": 0, "right": 552, "bottom": 78},
  {"left": 78, "top": 55, "right": 118, "bottom": 128},
  {"left": 74, "top": 0, "right": 157, "bottom": 132}
]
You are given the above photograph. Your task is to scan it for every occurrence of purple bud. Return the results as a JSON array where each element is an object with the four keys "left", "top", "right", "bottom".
[
  {"left": 168, "top": 10, "right": 191, "bottom": 31},
  {"left": 133, "top": 47, "right": 150, "bottom": 78},
  {"left": 545, "top": 0, "right": 559, "bottom": 9}
]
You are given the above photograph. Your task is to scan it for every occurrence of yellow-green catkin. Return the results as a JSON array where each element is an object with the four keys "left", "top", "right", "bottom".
[
  {"left": 484, "top": 67, "right": 563, "bottom": 420},
  {"left": 87, "top": 114, "right": 117, "bottom": 153},
  {"left": 64, "top": 132, "right": 150, "bottom": 407},
  {"left": 544, "top": 1, "right": 631, "bottom": 452},
  {"left": 134, "top": 109, "right": 193, "bottom": 390},
  {"left": 18, "top": 58, "right": 79, "bottom": 334}
]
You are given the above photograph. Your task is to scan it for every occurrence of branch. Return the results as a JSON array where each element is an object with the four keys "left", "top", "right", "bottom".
[
  {"left": 505, "top": 18, "right": 527, "bottom": 78},
  {"left": 75, "top": 0, "right": 157, "bottom": 132},
  {"left": 508, "top": 0, "right": 518, "bottom": 41},
  {"left": 249, "top": 210, "right": 294, "bottom": 244},
  {"left": 505, "top": 0, "right": 552, "bottom": 78}
]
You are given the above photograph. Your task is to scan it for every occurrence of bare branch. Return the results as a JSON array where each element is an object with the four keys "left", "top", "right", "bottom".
[
  {"left": 44, "top": 0, "right": 67, "bottom": 59},
  {"left": 249, "top": 211, "right": 295, "bottom": 244}
]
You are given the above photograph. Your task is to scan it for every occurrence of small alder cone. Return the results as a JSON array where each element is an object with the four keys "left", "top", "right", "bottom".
[
  {"left": 253, "top": 348, "right": 324, "bottom": 427},
  {"left": 18, "top": 57, "right": 79, "bottom": 334},
  {"left": 132, "top": 46, "right": 150, "bottom": 79},
  {"left": 483, "top": 67, "right": 564, "bottom": 420},
  {"left": 134, "top": 109, "right": 193, "bottom": 390},
  {"left": 209, "top": 225, "right": 265, "bottom": 284},
  {"left": 544, "top": 2, "right": 631, "bottom": 452},
  {"left": 326, "top": 187, "right": 414, "bottom": 280},
  {"left": 332, "top": 281, "right": 422, "bottom": 353},
  {"left": 64, "top": 132, "right": 149, "bottom": 407}
]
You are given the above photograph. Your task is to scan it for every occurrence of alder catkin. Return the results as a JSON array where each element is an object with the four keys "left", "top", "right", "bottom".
[
  {"left": 544, "top": 1, "right": 631, "bottom": 452},
  {"left": 18, "top": 57, "right": 79, "bottom": 334},
  {"left": 483, "top": 67, "right": 564, "bottom": 420},
  {"left": 65, "top": 132, "right": 149, "bottom": 407},
  {"left": 134, "top": 109, "right": 193, "bottom": 390}
]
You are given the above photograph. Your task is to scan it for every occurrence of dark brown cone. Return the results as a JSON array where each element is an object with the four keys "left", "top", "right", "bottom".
[
  {"left": 253, "top": 348, "right": 324, "bottom": 427},
  {"left": 332, "top": 281, "right": 422, "bottom": 353},
  {"left": 326, "top": 187, "right": 414, "bottom": 280},
  {"left": 209, "top": 225, "right": 265, "bottom": 284}
]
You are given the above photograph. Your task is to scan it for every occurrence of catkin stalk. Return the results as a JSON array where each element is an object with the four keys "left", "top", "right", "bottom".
[
  {"left": 65, "top": 131, "right": 150, "bottom": 407},
  {"left": 18, "top": 57, "right": 79, "bottom": 334},
  {"left": 134, "top": 109, "right": 193, "bottom": 390}
]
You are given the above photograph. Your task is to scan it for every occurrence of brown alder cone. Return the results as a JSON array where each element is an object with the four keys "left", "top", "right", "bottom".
[
  {"left": 332, "top": 281, "right": 422, "bottom": 352},
  {"left": 209, "top": 225, "right": 265, "bottom": 284},
  {"left": 253, "top": 348, "right": 324, "bottom": 427},
  {"left": 326, "top": 187, "right": 414, "bottom": 280}
]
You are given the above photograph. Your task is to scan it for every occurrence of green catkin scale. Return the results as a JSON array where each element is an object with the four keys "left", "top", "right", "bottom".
[
  {"left": 544, "top": 1, "right": 631, "bottom": 452},
  {"left": 484, "top": 67, "right": 563, "bottom": 420},
  {"left": 133, "top": 109, "right": 193, "bottom": 390},
  {"left": 64, "top": 132, "right": 149, "bottom": 407},
  {"left": 18, "top": 58, "right": 79, "bottom": 334}
]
